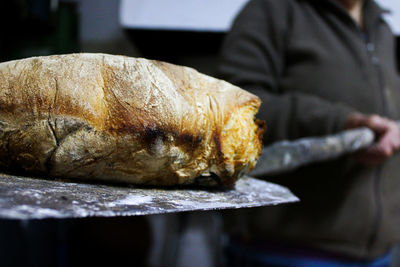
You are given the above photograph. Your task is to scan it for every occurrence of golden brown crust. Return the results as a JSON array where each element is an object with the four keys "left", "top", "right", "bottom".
[{"left": 0, "top": 53, "right": 264, "bottom": 186}]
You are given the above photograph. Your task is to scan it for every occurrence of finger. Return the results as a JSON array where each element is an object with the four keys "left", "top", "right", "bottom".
[
  {"left": 363, "top": 144, "right": 392, "bottom": 158},
  {"left": 355, "top": 125, "right": 400, "bottom": 166},
  {"left": 377, "top": 124, "right": 400, "bottom": 153},
  {"left": 363, "top": 115, "right": 391, "bottom": 134},
  {"left": 355, "top": 140, "right": 393, "bottom": 165},
  {"left": 345, "top": 114, "right": 390, "bottom": 134},
  {"left": 387, "top": 123, "right": 400, "bottom": 149}
]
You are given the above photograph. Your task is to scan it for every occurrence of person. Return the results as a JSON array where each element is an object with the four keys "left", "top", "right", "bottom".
[{"left": 217, "top": 0, "right": 400, "bottom": 266}]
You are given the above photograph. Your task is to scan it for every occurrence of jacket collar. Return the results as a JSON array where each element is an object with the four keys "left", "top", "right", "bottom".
[
  {"left": 312, "top": 0, "right": 386, "bottom": 30},
  {"left": 363, "top": 0, "right": 387, "bottom": 30}
]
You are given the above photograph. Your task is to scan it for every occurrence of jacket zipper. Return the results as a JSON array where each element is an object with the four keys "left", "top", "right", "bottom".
[
  {"left": 364, "top": 35, "right": 387, "bottom": 254},
  {"left": 366, "top": 41, "right": 390, "bottom": 117},
  {"left": 326, "top": 1, "right": 388, "bottom": 255},
  {"left": 366, "top": 166, "right": 383, "bottom": 252}
]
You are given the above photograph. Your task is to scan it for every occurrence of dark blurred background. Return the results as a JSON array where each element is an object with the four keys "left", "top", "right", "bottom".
[
  {"left": 0, "top": 0, "right": 232, "bottom": 77},
  {"left": 0, "top": 1, "right": 238, "bottom": 266},
  {"left": 0, "top": 0, "right": 399, "bottom": 266},
  {"left": 0, "top": 0, "right": 79, "bottom": 62}
]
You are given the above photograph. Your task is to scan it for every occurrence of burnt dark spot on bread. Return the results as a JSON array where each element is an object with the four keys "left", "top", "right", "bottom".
[
  {"left": 176, "top": 133, "right": 203, "bottom": 153},
  {"left": 178, "top": 133, "right": 202, "bottom": 146},
  {"left": 143, "top": 124, "right": 167, "bottom": 144},
  {"left": 256, "top": 119, "right": 266, "bottom": 150},
  {"left": 212, "top": 131, "right": 224, "bottom": 158}
]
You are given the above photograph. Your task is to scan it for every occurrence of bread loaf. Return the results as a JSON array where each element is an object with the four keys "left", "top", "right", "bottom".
[{"left": 0, "top": 53, "right": 264, "bottom": 186}]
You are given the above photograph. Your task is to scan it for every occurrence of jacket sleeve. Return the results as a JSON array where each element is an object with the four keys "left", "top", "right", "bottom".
[{"left": 217, "top": 0, "right": 356, "bottom": 145}]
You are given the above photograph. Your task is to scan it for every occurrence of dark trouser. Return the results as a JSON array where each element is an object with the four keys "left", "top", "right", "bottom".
[{"left": 224, "top": 241, "right": 391, "bottom": 267}]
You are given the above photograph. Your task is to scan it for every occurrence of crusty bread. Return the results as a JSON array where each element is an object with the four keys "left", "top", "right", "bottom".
[{"left": 0, "top": 53, "right": 264, "bottom": 186}]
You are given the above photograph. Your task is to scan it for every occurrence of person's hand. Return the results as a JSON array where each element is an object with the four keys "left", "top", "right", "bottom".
[{"left": 344, "top": 113, "right": 400, "bottom": 166}]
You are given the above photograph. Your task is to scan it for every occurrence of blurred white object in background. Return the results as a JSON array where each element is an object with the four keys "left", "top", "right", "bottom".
[
  {"left": 119, "top": 0, "right": 250, "bottom": 32},
  {"left": 120, "top": 0, "right": 399, "bottom": 34}
]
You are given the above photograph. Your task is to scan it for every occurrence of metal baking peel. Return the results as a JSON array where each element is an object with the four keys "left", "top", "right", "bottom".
[
  {"left": 0, "top": 174, "right": 298, "bottom": 219},
  {"left": 251, "top": 121, "right": 400, "bottom": 176},
  {"left": 1, "top": 122, "right": 396, "bottom": 220}
]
